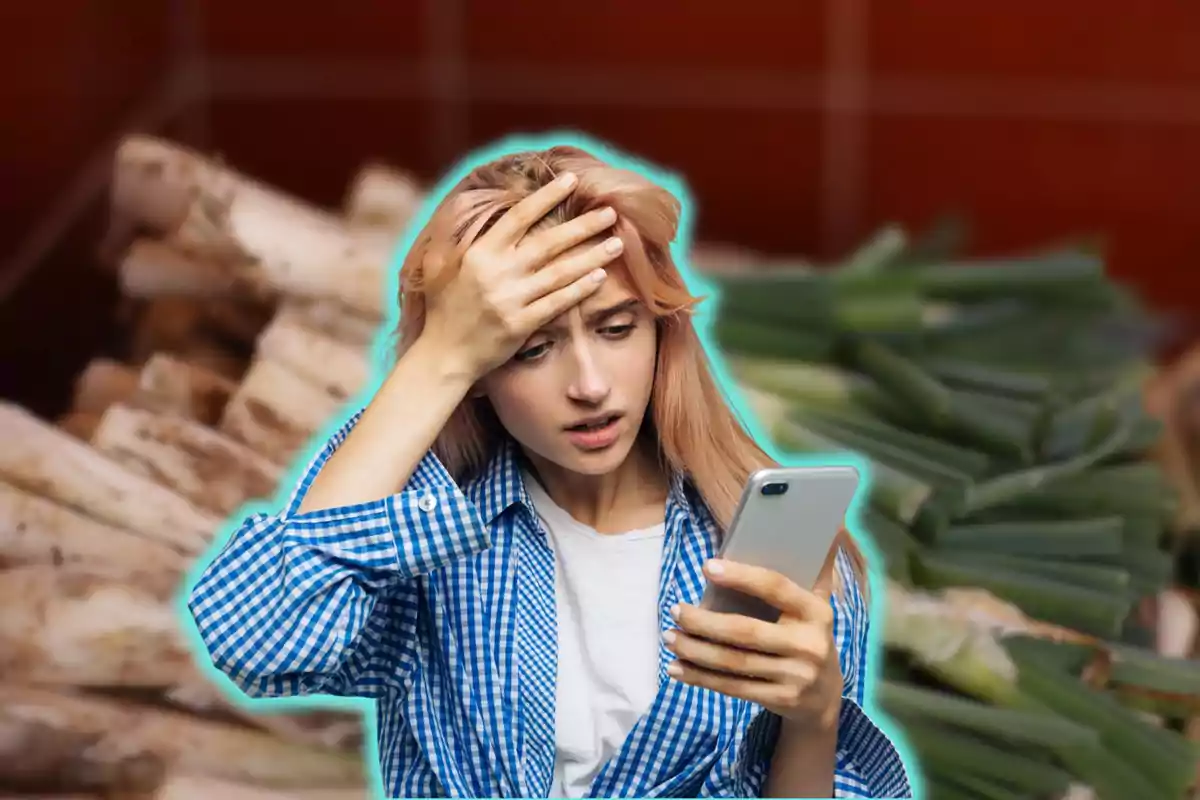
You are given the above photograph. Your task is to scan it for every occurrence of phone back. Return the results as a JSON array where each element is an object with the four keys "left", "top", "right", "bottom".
[{"left": 700, "top": 465, "right": 861, "bottom": 623}]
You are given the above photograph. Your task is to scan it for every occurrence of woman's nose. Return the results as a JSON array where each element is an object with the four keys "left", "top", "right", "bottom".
[{"left": 566, "top": 342, "right": 611, "bottom": 404}]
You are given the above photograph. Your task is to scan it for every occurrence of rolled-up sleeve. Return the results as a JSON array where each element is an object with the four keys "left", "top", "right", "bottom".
[
  {"left": 185, "top": 408, "right": 492, "bottom": 701},
  {"left": 704, "top": 549, "right": 914, "bottom": 798}
]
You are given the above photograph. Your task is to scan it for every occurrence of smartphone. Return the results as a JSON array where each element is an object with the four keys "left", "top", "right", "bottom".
[{"left": 698, "top": 465, "right": 861, "bottom": 623}]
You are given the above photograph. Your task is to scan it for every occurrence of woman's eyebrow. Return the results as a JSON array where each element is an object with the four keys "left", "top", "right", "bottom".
[{"left": 585, "top": 298, "right": 641, "bottom": 325}]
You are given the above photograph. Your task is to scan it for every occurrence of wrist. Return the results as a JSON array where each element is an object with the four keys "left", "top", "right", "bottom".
[{"left": 402, "top": 335, "right": 482, "bottom": 395}]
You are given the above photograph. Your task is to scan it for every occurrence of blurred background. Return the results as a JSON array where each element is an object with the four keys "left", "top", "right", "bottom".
[{"left": 4, "top": 2, "right": 1200, "bottom": 799}]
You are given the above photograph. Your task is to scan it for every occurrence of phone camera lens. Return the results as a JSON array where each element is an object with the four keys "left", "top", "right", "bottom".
[{"left": 761, "top": 482, "right": 788, "bottom": 496}]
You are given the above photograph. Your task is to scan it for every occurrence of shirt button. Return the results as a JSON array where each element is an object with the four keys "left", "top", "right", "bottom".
[{"left": 418, "top": 495, "right": 438, "bottom": 512}]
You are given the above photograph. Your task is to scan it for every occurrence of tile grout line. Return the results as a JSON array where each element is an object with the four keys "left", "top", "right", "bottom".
[{"left": 818, "top": 0, "right": 870, "bottom": 260}]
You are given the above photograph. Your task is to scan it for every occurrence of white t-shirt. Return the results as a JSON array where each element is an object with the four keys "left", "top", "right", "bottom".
[{"left": 523, "top": 472, "right": 666, "bottom": 799}]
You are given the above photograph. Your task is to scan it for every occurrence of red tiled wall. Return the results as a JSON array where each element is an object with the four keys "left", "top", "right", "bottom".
[{"left": 5, "top": 2, "right": 1200, "bottom": 413}]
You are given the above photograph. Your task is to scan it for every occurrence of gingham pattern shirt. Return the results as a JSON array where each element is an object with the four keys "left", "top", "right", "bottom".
[{"left": 187, "top": 409, "right": 912, "bottom": 798}]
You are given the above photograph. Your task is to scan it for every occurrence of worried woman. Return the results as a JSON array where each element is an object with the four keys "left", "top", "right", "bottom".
[{"left": 186, "top": 145, "right": 912, "bottom": 799}]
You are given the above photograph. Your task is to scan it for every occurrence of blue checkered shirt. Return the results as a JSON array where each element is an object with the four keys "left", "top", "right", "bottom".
[{"left": 186, "top": 409, "right": 912, "bottom": 798}]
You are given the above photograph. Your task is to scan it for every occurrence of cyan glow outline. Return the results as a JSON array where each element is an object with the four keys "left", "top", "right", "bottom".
[{"left": 175, "top": 129, "right": 922, "bottom": 800}]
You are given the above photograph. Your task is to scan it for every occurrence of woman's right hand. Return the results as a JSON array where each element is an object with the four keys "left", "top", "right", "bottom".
[{"left": 419, "top": 172, "right": 624, "bottom": 381}]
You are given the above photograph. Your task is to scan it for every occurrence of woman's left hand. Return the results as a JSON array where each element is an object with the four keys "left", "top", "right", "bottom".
[{"left": 664, "top": 554, "right": 844, "bottom": 732}]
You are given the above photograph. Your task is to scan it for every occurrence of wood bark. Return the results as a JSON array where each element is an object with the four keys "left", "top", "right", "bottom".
[
  {"left": 255, "top": 305, "right": 372, "bottom": 402},
  {"left": 0, "top": 483, "right": 186, "bottom": 588},
  {"left": 133, "top": 353, "right": 238, "bottom": 425},
  {"left": 219, "top": 357, "right": 344, "bottom": 465},
  {"left": 343, "top": 162, "right": 423, "bottom": 235},
  {"left": 154, "top": 774, "right": 369, "bottom": 800},
  {"left": 119, "top": 239, "right": 268, "bottom": 300},
  {"left": 0, "top": 704, "right": 166, "bottom": 796},
  {"left": 91, "top": 404, "right": 282, "bottom": 517},
  {"left": 72, "top": 359, "right": 140, "bottom": 416},
  {"left": 279, "top": 298, "right": 380, "bottom": 349},
  {"left": 0, "top": 687, "right": 366, "bottom": 789},
  {"left": 0, "top": 564, "right": 194, "bottom": 685},
  {"left": 0, "top": 401, "right": 219, "bottom": 554},
  {"left": 112, "top": 135, "right": 392, "bottom": 319}
]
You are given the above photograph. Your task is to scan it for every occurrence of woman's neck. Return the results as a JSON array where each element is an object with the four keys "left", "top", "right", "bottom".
[{"left": 524, "top": 438, "right": 670, "bottom": 534}]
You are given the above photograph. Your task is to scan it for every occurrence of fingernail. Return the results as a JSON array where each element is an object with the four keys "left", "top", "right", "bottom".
[
  {"left": 604, "top": 237, "right": 623, "bottom": 254},
  {"left": 706, "top": 559, "right": 724, "bottom": 576},
  {"left": 559, "top": 172, "right": 577, "bottom": 187},
  {"left": 662, "top": 630, "right": 676, "bottom": 645},
  {"left": 667, "top": 662, "right": 683, "bottom": 678},
  {"left": 590, "top": 268, "right": 607, "bottom": 283},
  {"left": 598, "top": 207, "right": 617, "bottom": 223},
  {"left": 669, "top": 604, "right": 681, "bottom": 620}
]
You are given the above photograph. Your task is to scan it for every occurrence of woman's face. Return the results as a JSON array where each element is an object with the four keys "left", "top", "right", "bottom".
[{"left": 479, "top": 268, "right": 658, "bottom": 478}]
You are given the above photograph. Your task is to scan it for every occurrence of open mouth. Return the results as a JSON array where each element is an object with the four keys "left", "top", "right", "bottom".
[{"left": 565, "top": 413, "right": 622, "bottom": 432}]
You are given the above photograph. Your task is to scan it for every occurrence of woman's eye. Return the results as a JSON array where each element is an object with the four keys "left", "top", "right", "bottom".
[
  {"left": 600, "top": 324, "right": 636, "bottom": 338},
  {"left": 515, "top": 342, "right": 551, "bottom": 362}
]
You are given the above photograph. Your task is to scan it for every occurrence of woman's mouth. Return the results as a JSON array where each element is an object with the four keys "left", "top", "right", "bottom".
[{"left": 564, "top": 414, "right": 624, "bottom": 450}]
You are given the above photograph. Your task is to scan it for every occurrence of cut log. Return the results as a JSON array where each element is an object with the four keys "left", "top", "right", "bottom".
[
  {"left": 112, "top": 135, "right": 392, "bottom": 318},
  {"left": 155, "top": 774, "right": 369, "bottom": 800},
  {"left": 163, "top": 680, "right": 364, "bottom": 753},
  {"left": 0, "top": 401, "right": 219, "bottom": 554},
  {"left": 119, "top": 238, "right": 267, "bottom": 300},
  {"left": 343, "top": 162, "right": 423, "bottom": 234},
  {"left": 0, "top": 564, "right": 195, "bottom": 685},
  {"left": 0, "top": 687, "right": 367, "bottom": 789},
  {"left": 92, "top": 404, "right": 282, "bottom": 517},
  {"left": 220, "top": 357, "right": 343, "bottom": 465},
  {"left": 280, "top": 297, "right": 381, "bottom": 349},
  {"left": 0, "top": 482, "right": 187, "bottom": 586},
  {"left": 71, "top": 358, "right": 140, "bottom": 415},
  {"left": 256, "top": 305, "right": 372, "bottom": 402},
  {"left": 0, "top": 704, "right": 167, "bottom": 797},
  {"left": 57, "top": 410, "right": 102, "bottom": 441},
  {"left": 134, "top": 353, "right": 238, "bottom": 425}
]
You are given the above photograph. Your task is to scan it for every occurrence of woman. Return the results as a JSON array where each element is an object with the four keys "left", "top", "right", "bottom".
[{"left": 187, "top": 144, "right": 911, "bottom": 799}]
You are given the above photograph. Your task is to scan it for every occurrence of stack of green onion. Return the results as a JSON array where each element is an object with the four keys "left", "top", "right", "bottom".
[{"left": 703, "top": 225, "right": 1200, "bottom": 799}]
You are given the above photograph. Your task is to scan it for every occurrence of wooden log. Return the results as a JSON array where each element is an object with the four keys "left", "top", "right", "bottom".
[
  {"left": 71, "top": 358, "right": 140, "bottom": 415},
  {"left": 256, "top": 305, "right": 372, "bottom": 402},
  {"left": 112, "top": 135, "right": 392, "bottom": 319},
  {"left": 0, "top": 564, "right": 195, "bottom": 685},
  {"left": 128, "top": 300, "right": 249, "bottom": 380},
  {"left": 57, "top": 410, "right": 103, "bottom": 441},
  {"left": 163, "top": 680, "right": 364, "bottom": 754},
  {"left": 0, "top": 401, "right": 219, "bottom": 554},
  {"left": 343, "top": 162, "right": 423, "bottom": 235},
  {"left": 0, "top": 482, "right": 187, "bottom": 586},
  {"left": 134, "top": 353, "right": 238, "bottom": 425},
  {"left": 91, "top": 404, "right": 282, "bottom": 517},
  {"left": 280, "top": 298, "right": 381, "bottom": 349},
  {"left": 0, "top": 705, "right": 167, "bottom": 797},
  {"left": 219, "top": 357, "right": 343, "bottom": 465},
  {"left": 119, "top": 238, "right": 265, "bottom": 300},
  {"left": 155, "top": 774, "right": 369, "bottom": 800},
  {"left": 0, "top": 687, "right": 367, "bottom": 789}
]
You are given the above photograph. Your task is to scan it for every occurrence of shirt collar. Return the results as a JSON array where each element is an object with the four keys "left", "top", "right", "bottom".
[{"left": 463, "top": 435, "right": 710, "bottom": 532}]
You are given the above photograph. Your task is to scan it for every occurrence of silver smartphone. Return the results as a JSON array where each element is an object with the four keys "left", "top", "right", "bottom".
[{"left": 698, "top": 465, "right": 862, "bottom": 623}]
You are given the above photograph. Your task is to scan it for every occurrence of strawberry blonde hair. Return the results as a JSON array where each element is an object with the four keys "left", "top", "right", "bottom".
[{"left": 390, "top": 145, "right": 867, "bottom": 598}]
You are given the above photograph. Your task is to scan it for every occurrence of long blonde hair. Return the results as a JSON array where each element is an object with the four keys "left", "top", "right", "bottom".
[{"left": 390, "top": 145, "right": 867, "bottom": 596}]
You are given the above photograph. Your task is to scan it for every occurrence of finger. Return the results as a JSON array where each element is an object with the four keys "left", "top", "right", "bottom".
[
  {"left": 517, "top": 267, "right": 608, "bottom": 331},
  {"left": 518, "top": 237, "right": 624, "bottom": 304},
  {"left": 812, "top": 535, "right": 843, "bottom": 602},
  {"left": 668, "top": 660, "right": 800, "bottom": 708},
  {"left": 666, "top": 629, "right": 810, "bottom": 684},
  {"left": 673, "top": 603, "right": 802, "bottom": 657},
  {"left": 515, "top": 206, "right": 618, "bottom": 268},
  {"left": 704, "top": 559, "right": 833, "bottom": 624},
  {"left": 482, "top": 172, "right": 579, "bottom": 247}
]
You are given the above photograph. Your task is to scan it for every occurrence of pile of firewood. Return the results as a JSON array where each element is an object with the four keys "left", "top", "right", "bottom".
[{"left": 0, "top": 136, "right": 429, "bottom": 800}]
